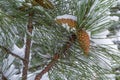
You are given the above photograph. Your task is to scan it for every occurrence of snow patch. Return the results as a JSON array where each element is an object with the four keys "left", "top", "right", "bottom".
[
  {"left": 92, "top": 30, "right": 110, "bottom": 38},
  {"left": 117, "top": 0, "right": 120, "bottom": 2},
  {"left": 111, "top": 30, "right": 120, "bottom": 43},
  {"left": 56, "top": 14, "right": 77, "bottom": 21},
  {"left": 92, "top": 39, "right": 114, "bottom": 45},
  {"left": 110, "top": 16, "right": 119, "bottom": 21},
  {"left": 18, "top": 0, "right": 25, "bottom": 2},
  {"left": 92, "top": 29, "right": 118, "bottom": 52},
  {"left": 105, "top": 74, "right": 115, "bottom": 80},
  {"left": 11, "top": 44, "right": 25, "bottom": 58},
  {"left": 7, "top": 55, "right": 15, "bottom": 67},
  {"left": 41, "top": 73, "right": 49, "bottom": 80},
  {"left": 9, "top": 75, "right": 20, "bottom": 80},
  {"left": 2, "top": 55, "right": 15, "bottom": 71},
  {"left": 4, "top": 65, "right": 18, "bottom": 78},
  {"left": 62, "top": 24, "right": 76, "bottom": 32},
  {"left": 27, "top": 71, "right": 49, "bottom": 80},
  {"left": 116, "top": 30, "right": 120, "bottom": 40}
]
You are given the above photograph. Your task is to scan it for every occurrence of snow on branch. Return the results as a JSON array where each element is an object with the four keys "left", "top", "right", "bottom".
[
  {"left": 11, "top": 44, "right": 25, "bottom": 58},
  {"left": 35, "top": 34, "right": 76, "bottom": 80},
  {"left": 55, "top": 14, "right": 77, "bottom": 21},
  {"left": 0, "top": 45, "right": 25, "bottom": 61}
]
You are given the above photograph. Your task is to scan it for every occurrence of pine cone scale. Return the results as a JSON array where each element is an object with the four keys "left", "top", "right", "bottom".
[{"left": 77, "top": 29, "right": 90, "bottom": 55}]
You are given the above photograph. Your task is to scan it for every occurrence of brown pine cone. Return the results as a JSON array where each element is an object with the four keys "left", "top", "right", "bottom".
[{"left": 77, "top": 29, "right": 90, "bottom": 55}]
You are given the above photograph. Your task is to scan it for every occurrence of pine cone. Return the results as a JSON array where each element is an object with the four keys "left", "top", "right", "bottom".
[
  {"left": 56, "top": 18, "right": 77, "bottom": 29},
  {"left": 34, "top": 0, "right": 54, "bottom": 9},
  {"left": 77, "top": 29, "right": 90, "bottom": 55}
]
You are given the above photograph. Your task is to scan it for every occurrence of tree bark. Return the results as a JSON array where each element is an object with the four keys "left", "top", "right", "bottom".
[{"left": 22, "top": 11, "right": 33, "bottom": 80}]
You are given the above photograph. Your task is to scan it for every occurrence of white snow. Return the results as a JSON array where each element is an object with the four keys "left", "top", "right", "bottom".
[
  {"left": 0, "top": 1, "right": 119, "bottom": 80},
  {"left": 117, "top": 11, "right": 120, "bottom": 14},
  {"left": 2, "top": 55, "right": 15, "bottom": 71},
  {"left": 109, "top": 16, "right": 119, "bottom": 21},
  {"left": 2, "top": 59, "right": 8, "bottom": 71},
  {"left": 62, "top": 24, "right": 76, "bottom": 32},
  {"left": 2, "top": 55, "right": 19, "bottom": 79},
  {"left": 7, "top": 55, "right": 15, "bottom": 66},
  {"left": 87, "top": 31, "right": 91, "bottom": 38},
  {"left": 117, "top": 0, "right": 120, "bottom": 2},
  {"left": 56, "top": 14, "right": 77, "bottom": 21},
  {"left": 41, "top": 73, "right": 49, "bottom": 80},
  {"left": 92, "top": 30, "right": 118, "bottom": 52},
  {"left": 4, "top": 65, "right": 18, "bottom": 78},
  {"left": 11, "top": 44, "right": 25, "bottom": 58},
  {"left": 105, "top": 74, "right": 116, "bottom": 80},
  {"left": 10, "top": 75, "right": 21, "bottom": 80},
  {"left": 111, "top": 30, "right": 120, "bottom": 43},
  {"left": 92, "top": 30, "right": 110, "bottom": 38},
  {"left": 92, "top": 39, "right": 114, "bottom": 45},
  {"left": 27, "top": 71, "right": 49, "bottom": 80},
  {"left": 92, "top": 30, "right": 116, "bottom": 47},
  {"left": 92, "top": 39, "right": 118, "bottom": 51},
  {"left": 116, "top": 30, "right": 120, "bottom": 40},
  {"left": 18, "top": 0, "right": 25, "bottom": 2}
]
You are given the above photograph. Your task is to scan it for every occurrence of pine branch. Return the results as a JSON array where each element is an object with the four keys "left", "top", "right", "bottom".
[
  {"left": 22, "top": 11, "right": 33, "bottom": 80},
  {"left": 29, "top": 63, "right": 47, "bottom": 72},
  {"left": 35, "top": 34, "right": 76, "bottom": 80},
  {"left": 0, "top": 45, "right": 25, "bottom": 61}
]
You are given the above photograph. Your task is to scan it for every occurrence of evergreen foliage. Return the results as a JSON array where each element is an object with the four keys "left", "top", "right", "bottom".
[{"left": 0, "top": 0, "right": 119, "bottom": 80}]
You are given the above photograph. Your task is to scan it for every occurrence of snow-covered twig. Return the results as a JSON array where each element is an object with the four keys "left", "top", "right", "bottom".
[{"left": 0, "top": 45, "right": 25, "bottom": 61}]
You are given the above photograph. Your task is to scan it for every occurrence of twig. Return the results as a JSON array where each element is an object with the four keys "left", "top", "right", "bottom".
[
  {"left": 35, "top": 34, "right": 76, "bottom": 80},
  {"left": 22, "top": 11, "right": 33, "bottom": 80},
  {"left": 0, "top": 45, "right": 25, "bottom": 61},
  {"left": 62, "top": 34, "right": 77, "bottom": 55},
  {"left": 29, "top": 63, "right": 47, "bottom": 72}
]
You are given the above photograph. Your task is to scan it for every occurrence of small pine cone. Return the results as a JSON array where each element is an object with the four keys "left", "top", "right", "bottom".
[
  {"left": 77, "top": 29, "right": 90, "bottom": 55},
  {"left": 56, "top": 19, "right": 77, "bottom": 29},
  {"left": 34, "top": 0, "right": 54, "bottom": 9}
]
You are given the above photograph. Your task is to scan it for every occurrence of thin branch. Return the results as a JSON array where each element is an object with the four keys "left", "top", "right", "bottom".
[
  {"left": 35, "top": 34, "right": 76, "bottom": 80},
  {"left": 22, "top": 11, "right": 33, "bottom": 80},
  {"left": 29, "top": 63, "right": 47, "bottom": 72},
  {"left": 62, "top": 34, "right": 77, "bottom": 55},
  {"left": 0, "top": 45, "right": 25, "bottom": 61}
]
